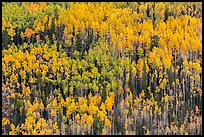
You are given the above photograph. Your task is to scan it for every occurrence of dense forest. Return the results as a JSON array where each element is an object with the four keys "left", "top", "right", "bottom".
[{"left": 2, "top": 2, "right": 202, "bottom": 135}]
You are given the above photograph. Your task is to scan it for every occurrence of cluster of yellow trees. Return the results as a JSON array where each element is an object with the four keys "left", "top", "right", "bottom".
[{"left": 2, "top": 2, "right": 202, "bottom": 135}]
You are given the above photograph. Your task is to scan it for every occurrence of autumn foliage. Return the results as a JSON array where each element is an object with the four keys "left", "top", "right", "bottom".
[{"left": 2, "top": 2, "right": 202, "bottom": 135}]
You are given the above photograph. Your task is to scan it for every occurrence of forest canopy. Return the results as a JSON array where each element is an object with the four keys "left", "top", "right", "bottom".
[{"left": 2, "top": 2, "right": 202, "bottom": 135}]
